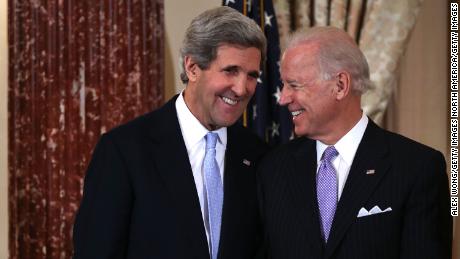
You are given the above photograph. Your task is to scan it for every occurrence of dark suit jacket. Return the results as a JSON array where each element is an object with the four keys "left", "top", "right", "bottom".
[
  {"left": 258, "top": 120, "right": 452, "bottom": 259},
  {"left": 73, "top": 96, "right": 268, "bottom": 259}
]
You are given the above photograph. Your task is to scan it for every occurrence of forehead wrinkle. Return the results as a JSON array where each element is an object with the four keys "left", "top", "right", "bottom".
[
  {"left": 216, "top": 46, "right": 260, "bottom": 66},
  {"left": 221, "top": 64, "right": 259, "bottom": 75}
]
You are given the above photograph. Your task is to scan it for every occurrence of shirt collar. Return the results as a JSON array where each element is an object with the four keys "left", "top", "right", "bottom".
[
  {"left": 316, "top": 113, "right": 368, "bottom": 165},
  {"left": 175, "top": 92, "right": 227, "bottom": 149}
]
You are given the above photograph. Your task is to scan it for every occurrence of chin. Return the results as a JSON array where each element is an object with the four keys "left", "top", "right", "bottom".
[
  {"left": 220, "top": 119, "right": 240, "bottom": 128},
  {"left": 293, "top": 128, "right": 308, "bottom": 137},
  {"left": 215, "top": 113, "right": 240, "bottom": 126},
  {"left": 220, "top": 119, "right": 238, "bottom": 127}
]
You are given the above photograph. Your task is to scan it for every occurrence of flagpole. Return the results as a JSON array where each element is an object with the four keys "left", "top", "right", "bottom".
[{"left": 242, "top": 0, "right": 248, "bottom": 127}]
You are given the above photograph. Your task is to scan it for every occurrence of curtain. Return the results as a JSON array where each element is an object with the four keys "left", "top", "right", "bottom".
[
  {"left": 8, "top": 0, "right": 164, "bottom": 258},
  {"left": 273, "top": 0, "right": 424, "bottom": 124}
]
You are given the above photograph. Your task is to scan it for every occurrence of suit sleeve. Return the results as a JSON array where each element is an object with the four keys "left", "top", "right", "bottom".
[
  {"left": 400, "top": 151, "right": 452, "bottom": 259},
  {"left": 73, "top": 134, "right": 133, "bottom": 259}
]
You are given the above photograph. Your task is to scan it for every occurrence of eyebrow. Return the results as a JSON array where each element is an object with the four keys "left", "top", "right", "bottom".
[
  {"left": 285, "top": 78, "right": 315, "bottom": 85},
  {"left": 222, "top": 65, "right": 260, "bottom": 77},
  {"left": 284, "top": 79, "right": 300, "bottom": 85},
  {"left": 222, "top": 65, "right": 238, "bottom": 71}
]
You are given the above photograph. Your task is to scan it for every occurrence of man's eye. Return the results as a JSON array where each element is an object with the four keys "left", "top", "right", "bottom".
[
  {"left": 224, "top": 68, "right": 238, "bottom": 75},
  {"left": 248, "top": 73, "right": 259, "bottom": 79},
  {"left": 282, "top": 82, "right": 303, "bottom": 90},
  {"left": 289, "top": 82, "right": 305, "bottom": 89}
]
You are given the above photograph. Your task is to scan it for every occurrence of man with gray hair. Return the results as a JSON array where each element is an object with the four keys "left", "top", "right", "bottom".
[
  {"left": 73, "top": 6, "right": 267, "bottom": 259},
  {"left": 257, "top": 26, "right": 452, "bottom": 258}
]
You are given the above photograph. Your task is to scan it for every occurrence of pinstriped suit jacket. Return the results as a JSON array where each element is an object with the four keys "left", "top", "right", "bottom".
[{"left": 258, "top": 120, "right": 452, "bottom": 259}]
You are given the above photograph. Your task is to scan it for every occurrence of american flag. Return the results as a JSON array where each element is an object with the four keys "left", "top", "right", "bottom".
[{"left": 224, "top": 0, "right": 292, "bottom": 145}]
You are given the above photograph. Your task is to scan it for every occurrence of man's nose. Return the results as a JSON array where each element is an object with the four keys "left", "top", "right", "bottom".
[
  {"left": 232, "top": 75, "right": 248, "bottom": 96},
  {"left": 279, "top": 85, "right": 292, "bottom": 106}
]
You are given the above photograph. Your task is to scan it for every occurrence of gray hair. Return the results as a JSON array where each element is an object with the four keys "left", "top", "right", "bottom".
[
  {"left": 285, "top": 26, "right": 373, "bottom": 94},
  {"left": 180, "top": 6, "right": 267, "bottom": 84}
]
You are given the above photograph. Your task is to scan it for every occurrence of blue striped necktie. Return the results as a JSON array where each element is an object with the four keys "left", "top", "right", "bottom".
[{"left": 203, "top": 132, "right": 223, "bottom": 259}]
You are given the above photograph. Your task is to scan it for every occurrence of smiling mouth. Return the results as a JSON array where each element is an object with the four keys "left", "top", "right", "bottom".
[
  {"left": 291, "top": 109, "right": 305, "bottom": 117},
  {"left": 221, "top": 96, "right": 238, "bottom": 106}
]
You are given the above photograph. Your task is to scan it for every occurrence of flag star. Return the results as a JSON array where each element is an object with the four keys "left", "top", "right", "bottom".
[
  {"left": 225, "top": 0, "right": 235, "bottom": 5},
  {"left": 247, "top": 0, "right": 252, "bottom": 12},
  {"left": 257, "top": 70, "right": 263, "bottom": 84},
  {"left": 271, "top": 121, "right": 280, "bottom": 137},
  {"left": 252, "top": 104, "right": 257, "bottom": 120},
  {"left": 265, "top": 12, "right": 273, "bottom": 27},
  {"left": 273, "top": 86, "right": 281, "bottom": 104}
]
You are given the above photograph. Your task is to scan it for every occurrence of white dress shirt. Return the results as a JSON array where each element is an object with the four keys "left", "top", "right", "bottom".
[
  {"left": 316, "top": 113, "right": 368, "bottom": 200},
  {"left": 175, "top": 92, "right": 227, "bottom": 246}
]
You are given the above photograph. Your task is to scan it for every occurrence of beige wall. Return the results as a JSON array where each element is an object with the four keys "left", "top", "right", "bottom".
[
  {"left": 1, "top": 0, "right": 8, "bottom": 257},
  {"left": 164, "top": 0, "right": 221, "bottom": 100}
]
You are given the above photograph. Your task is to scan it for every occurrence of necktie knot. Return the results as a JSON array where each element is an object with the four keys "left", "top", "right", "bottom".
[
  {"left": 321, "top": 146, "right": 338, "bottom": 163},
  {"left": 206, "top": 132, "right": 218, "bottom": 150}
]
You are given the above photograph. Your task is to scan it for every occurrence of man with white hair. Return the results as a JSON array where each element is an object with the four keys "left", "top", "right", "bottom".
[{"left": 257, "top": 26, "right": 452, "bottom": 259}]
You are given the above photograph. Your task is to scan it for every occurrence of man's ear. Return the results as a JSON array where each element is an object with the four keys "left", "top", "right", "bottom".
[
  {"left": 335, "top": 71, "right": 351, "bottom": 100},
  {"left": 184, "top": 56, "right": 199, "bottom": 82}
]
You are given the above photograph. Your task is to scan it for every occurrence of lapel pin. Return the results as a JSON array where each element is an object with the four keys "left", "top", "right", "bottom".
[
  {"left": 243, "top": 159, "right": 251, "bottom": 166},
  {"left": 366, "top": 169, "right": 375, "bottom": 175}
]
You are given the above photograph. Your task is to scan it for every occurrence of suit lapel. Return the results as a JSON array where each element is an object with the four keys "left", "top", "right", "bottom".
[
  {"left": 288, "top": 138, "right": 324, "bottom": 255},
  {"left": 325, "top": 120, "right": 391, "bottom": 258},
  {"left": 148, "top": 97, "right": 210, "bottom": 259},
  {"left": 218, "top": 126, "right": 256, "bottom": 256}
]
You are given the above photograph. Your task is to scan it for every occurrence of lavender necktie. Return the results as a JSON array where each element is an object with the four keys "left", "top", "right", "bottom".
[
  {"left": 317, "top": 146, "right": 338, "bottom": 243},
  {"left": 203, "top": 132, "right": 223, "bottom": 259}
]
